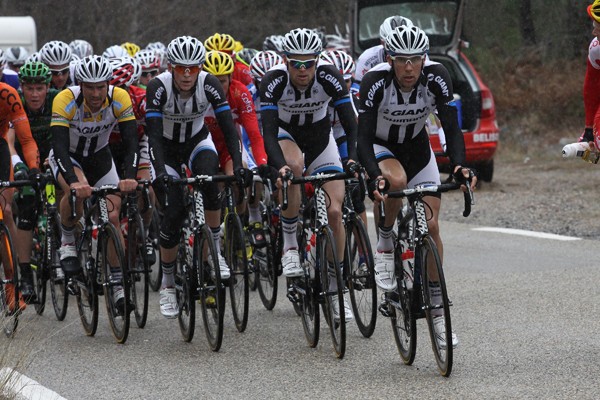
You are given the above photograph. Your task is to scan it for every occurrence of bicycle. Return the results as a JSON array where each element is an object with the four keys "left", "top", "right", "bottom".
[
  {"left": 0, "top": 180, "right": 23, "bottom": 337},
  {"left": 148, "top": 207, "right": 162, "bottom": 292},
  {"left": 283, "top": 171, "right": 350, "bottom": 359},
  {"left": 68, "top": 185, "right": 130, "bottom": 343},
  {"left": 342, "top": 171, "right": 377, "bottom": 338},
  {"left": 379, "top": 179, "right": 473, "bottom": 377},
  {"left": 167, "top": 174, "right": 228, "bottom": 351}
]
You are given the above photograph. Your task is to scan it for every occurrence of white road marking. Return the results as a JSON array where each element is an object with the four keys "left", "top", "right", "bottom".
[
  {"left": 0, "top": 367, "right": 67, "bottom": 400},
  {"left": 471, "top": 227, "right": 581, "bottom": 241}
]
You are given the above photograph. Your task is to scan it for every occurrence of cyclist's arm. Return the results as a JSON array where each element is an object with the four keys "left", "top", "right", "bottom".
[
  {"left": 51, "top": 124, "right": 78, "bottom": 184},
  {"left": 8, "top": 87, "right": 39, "bottom": 170},
  {"left": 233, "top": 82, "right": 267, "bottom": 166},
  {"left": 357, "top": 71, "right": 385, "bottom": 179},
  {"left": 585, "top": 39, "right": 600, "bottom": 128},
  {"left": 259, "top": 69, "right": 287, "bottom": 170},
  {"left": 113, "top": 87, "right": 139, "bottom": 180},
  {"left": 145, "top": 78, "right": 167, "bottom": 177}
]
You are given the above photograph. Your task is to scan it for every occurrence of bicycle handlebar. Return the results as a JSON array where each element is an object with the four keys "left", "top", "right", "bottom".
[{"left": 386, "top": 181, "right": 474, "bottom": 217}]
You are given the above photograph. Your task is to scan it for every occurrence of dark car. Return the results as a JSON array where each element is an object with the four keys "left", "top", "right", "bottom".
[{"left": 350, "top": 0, "right": 499, "bottom": 181}]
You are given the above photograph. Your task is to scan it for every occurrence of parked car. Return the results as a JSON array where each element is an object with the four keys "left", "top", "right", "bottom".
[{"left": 349, "top": 0, "right": 499, "bottom": 181}]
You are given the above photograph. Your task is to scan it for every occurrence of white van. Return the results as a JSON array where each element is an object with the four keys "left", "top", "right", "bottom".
[{"left": 0, "top": 16, "right": 37, "bottom": 52}]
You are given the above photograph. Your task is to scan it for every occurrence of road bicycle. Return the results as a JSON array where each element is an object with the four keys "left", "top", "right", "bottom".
[{"left": 379, "top": 179, "right": 473, "bottom": 377}]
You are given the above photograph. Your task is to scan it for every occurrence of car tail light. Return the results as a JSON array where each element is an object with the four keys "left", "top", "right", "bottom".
[{"left": 480, "top": 89, "right": 495, "bottom": 120}]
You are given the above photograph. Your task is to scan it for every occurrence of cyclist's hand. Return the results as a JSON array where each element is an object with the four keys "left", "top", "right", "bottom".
[
  {"left": 368, "top": 176, "right": 388, "bottom": 202},
  {"left": 13, "top": 162, "right": 29, "bottom": 181},
  {"left": 118, "top": 178, "right": 138, "bottom": 193},
  {"left": 344, "top": 159, "right": 360, "bottom": 178},
  {"left": 70, "top": 181, "right": 92, "bottom": 199},
  {"left": 152, "top": 173, "right": 171, "bottom": 194},
  {"left": 257, "top": 163, "right": 274, "bottom": 181},
  {"left": 277, "top": 166, "right": 293, "bottom": 189},
  {"left": 453, "top": 165, "right": 477, "bottom": 191},
  {"left": 234, "top": 167, "right": 252, "bottom": 188},
  {"left": 581, "top": 127, "right": 594, "bottom": 143},
  {"left": 28, "top": 168, "right": 41, "bottom": 181}
]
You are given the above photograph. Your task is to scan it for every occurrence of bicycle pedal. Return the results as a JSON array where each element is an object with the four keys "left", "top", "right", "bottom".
[{"left": 378, "top": 301, "right": 392, "bottom": 318}]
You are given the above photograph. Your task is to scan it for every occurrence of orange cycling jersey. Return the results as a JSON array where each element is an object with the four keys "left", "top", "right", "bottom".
[{"left": 0, "top": 82, "right": 39, "bottom": 170}]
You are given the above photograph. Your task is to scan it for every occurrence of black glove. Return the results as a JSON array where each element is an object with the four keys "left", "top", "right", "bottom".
[
  {"left": 257, "top": 164, "right": 274, "bottom": 181},
  {"left": 367, "top": 177, "right": 389, "bottom": 201},
  {"left": 234, "top": 167, "right": 252, "bottom": 188},
  {"left": 344, "top": 160, "right": 361, "bottom": 176},
  {"left": 583, "top": 127, "right": 594, "bottom": 143},
  {"left": 28, "top": 168, "right": 41, "bottom": 181},
  {"left": 152, "top": 173, "right": 172, "bottom": 195},
  {"left": 452, "top": 166, "right": 475, "bottom": 183},
  {"left": 13, "top": 162, "right": 28, "bottom": 181}
]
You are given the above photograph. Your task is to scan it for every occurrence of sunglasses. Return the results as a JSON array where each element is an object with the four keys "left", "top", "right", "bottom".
[
  {"left": 49, "top": 67, "right": 70, "bottom": 76},
  {"left": 287, "top": 58, "right": 318, "bottom": 70},
  {"left": 173, "top": 65, "right": 201, "bottom": 75},
  {"left": 142, "top": 69, "right": 159, "bottom": 78},
  {"left": 389, "top": 55, "right": 424, "bottom": 65}
]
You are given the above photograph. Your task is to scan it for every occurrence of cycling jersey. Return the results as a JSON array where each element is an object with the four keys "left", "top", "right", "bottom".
[
  {"left": 233, "top": 61, "right": 256, "bottom": 93},
  {"left": 204, "top": 79, "right": 267, "bottom": 169},
  {"left": 330, "top": 94, "right": 359, "bottom": 160},
  {"left": 0, "top": 82, "right": 39, "bottom": 170},
  {"left": 145, "top": 70, "right": 242, "bottom": 176},
  {"left": 1, "top": 70, "right": 20, "bottom": 90},
  {"left": 50, "top": 85, "right": 138, "bottom": 184},
  {"left": 357, "top": 61, "right": 465, "bottom": 179},
  {"left": 352, "top": 45, "right": 386, "bottom": 94},
  {"left": 585, "top": 37, "right": 600, "bottom": 127},
  {"left": 260, "top": 61, "right": 358, "bottom": 170},
  {"left": 16, "top": 89, "right": 59, "bottom": 161},
  {"left": 109, "top": 84, "right": 146, "bottom": 143}
]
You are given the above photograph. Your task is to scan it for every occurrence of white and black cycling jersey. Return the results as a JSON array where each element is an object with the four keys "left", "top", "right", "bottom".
[
  {"left": 146, "top": 71, "right": 223, "bottom": 143},
  {"left": 355, "top": 45, "right": 386, "bottom": 84}
]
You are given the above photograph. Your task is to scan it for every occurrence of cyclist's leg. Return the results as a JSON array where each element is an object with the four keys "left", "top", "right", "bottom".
[{"left": 14, "top": 190, "right": 38, "bottom": 300}]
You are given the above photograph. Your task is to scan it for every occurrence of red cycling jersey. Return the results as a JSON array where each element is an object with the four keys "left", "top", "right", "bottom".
[
  {"left": 0, "top": 82, "right": 39, "bottom": 170},
  {"left": 232, "top": 61, "right": 254, "bottom": 87},
  {"left": 109, "top": 84, "right": 146, "bottom": 144},
  {"left": 204, "top": 79, "right": 267, "bottom": 169}
]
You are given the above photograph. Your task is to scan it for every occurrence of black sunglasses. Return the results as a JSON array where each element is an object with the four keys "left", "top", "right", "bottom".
[{"left": 49, "top": 67, "right": 70, "bottom": 76}]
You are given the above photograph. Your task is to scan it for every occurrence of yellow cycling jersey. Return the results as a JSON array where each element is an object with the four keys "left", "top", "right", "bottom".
[{"left": 51, "top": 85, "right": 135, "bottom": 156}]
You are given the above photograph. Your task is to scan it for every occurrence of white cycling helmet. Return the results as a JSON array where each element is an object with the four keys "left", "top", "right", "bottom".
[
  {"left": 250, "top": 50, "right": 284, "bottom": 80},
  {"left": 385, "top": 25, "right": 429, "bottom": 56},
  {"left": 282, "top": 28, "right": 322, "bottom": 55},
  {"left": 131, "top": 56, "right": 142, "bottom": 85},
  {"left": 40, "top": 40, "right": 72, "bottom": 66},
  {"left": 103, "top": 45, "right": 128, "bottom": 59},
  {"left": 379, "top": 16, "right": 414, "bottom": 41},
  {"left": 25, "top": 52, "right": 42, "bottom": 64},
  {"left": 262, "top": 35, "right": 285, "bottom": 53},
  {"left": 320, "top": 50, "right": 355, "bottom": 79},
  {"left": 5, "top": 46, "right": 29, "bottom": 67},
  {"left": 167, "top": 36, "right": 205, "bottom": 66},
  {"left": 76, "top": 55, "right": 113, "bottom": 83},
  {"left": 69, "top": 39, "right": 94, "bottom": 59},
  {"left": 135, "top": 49, "right": 161, "bottom": 70},
  {"left": 0, "top": 49, "right": 6, "bottom": 69}
]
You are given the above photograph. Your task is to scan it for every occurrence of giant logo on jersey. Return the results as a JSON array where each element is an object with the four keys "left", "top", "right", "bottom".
[
  {"left": 77, "top": 123, "right": 115, "bottom": 135},
  {"left": 318, "top": 70, "right": 343, "bottom": 93},
  {"left": 427, "top": 73, "right": 449, "bottom": 98},
  {"left": 365, "top": 78, "right": 386, "bottom": 108}
]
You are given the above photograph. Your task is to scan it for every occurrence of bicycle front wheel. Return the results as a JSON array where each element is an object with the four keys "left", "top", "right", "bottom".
[
  {"left": 346, "top": 218, "right": 377, "bottom": 338},
  {"left": 49, "top": 216, "right": 68, "bottom": 321},
  {"left": 420, "top": 235, "right": 453, "bottom": 377},
  {"left": 148, "top": 208, "right": 162, "bottom": 292},
  {"left": 0, "top": 224, "right": 19, "bottom": 337},
  {"left": 176, "top": 230, "right": 195, "bottom": 342},
  {"left": 127, "top": 213, "right": 149, "bottom": 328},
  {"left": 76, "top": 225, "right": 98, "bottom": 336},
  {"left": 197, "top": 224, "right": 224, "bottom": 351},
  {"left": 100, "top": 223, "right": 129, "bottom": 344},
  {"left": 225, "top": 213, "right": 249, "bottom": 333},
  {"left": 31, "top": 215, "right": 47, "bottom": 315},
  {"left": 318, "top": 226, "right": 345, "bottom": 359}
]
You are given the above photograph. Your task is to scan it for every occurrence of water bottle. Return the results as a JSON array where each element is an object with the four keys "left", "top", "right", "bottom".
[{"left": 562, "top": 142, "right": 600, "bottom": 163}]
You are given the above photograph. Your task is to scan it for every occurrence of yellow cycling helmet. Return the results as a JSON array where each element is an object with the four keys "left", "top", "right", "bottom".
[
  {"left": 588, "top": 0, "right": 600, "bottom": 23},
  {"left": 204, "top": 33, "right": 236, "bottom": 54},
  {"left": 203, "top": 50, "right": 235, "bottom": 76},
  {"left": 121, "top": 42, "right": 141, "bottom": 57},
  {"left": 234, "top": 40, "right": 244, "bottom": 54}
]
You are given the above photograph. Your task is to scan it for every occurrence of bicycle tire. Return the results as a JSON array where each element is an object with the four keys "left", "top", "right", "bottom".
[
  {"left": 346, "top": 218, "right": 377, "bottom": 338},
  {"left": 75, "top": 224, "right": 98, "bottom": 336},
  {"left": 197, "top": 223, "right": 224, "bottom": 351},
  {"left": 148, "top": 208, "right": 162, "bottom": 292},
  {"left": 32, "top": 221, "right": 47, "bottom": 315},
  {"left": 256, "top": 215, "right": 277, "bottom": 310},
  {"left": 48, "top": 216, "right": 68, "bottom": 321},
  {"left": 176, "top": 227, "right": 195, "bottom": 342},
  {"left": 225, "top": 213, "right": 249, "bottom": 333},
  {"left": 128, "top": 212, "right": 149, "bottom": 329},
  {"left": 390, "top": 242, "right": 417, "bottom": 365},
  {"left": 0, "top": 224, "right": 19, "bottom": 337},
  {"left": 420, "top": 235, "right": 453, "bottom": 377},
  {"left": 100, "top": 223, "right": 130, "bottom": 344}
]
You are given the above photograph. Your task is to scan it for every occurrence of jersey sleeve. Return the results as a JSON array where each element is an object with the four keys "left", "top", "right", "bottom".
[
  {"left": 231, "top": 81, "right": 267, "bottom": 166},
  {"left": 112, "top": 87, "right": 136, "bottom": 123},
  {"left": 584, "top": 41, "right": 600, "bottom": 127},
  {"left": 7, "top": 86, "right": 39, "bottom": 169},
  {"left": 357, "top": 70, "right": 387, "bottom": 178},
  {"left": 50, "top": 89, "right": 77, "bottom": 128},
  {"left": 259, "top": 69, "right": 288, "bottom": 170}
]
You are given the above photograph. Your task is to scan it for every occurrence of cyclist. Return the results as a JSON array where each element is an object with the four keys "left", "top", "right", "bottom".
[
  {"left": 8, "top": 62, "right": 59, "bottom": 302},
  {"left": 69, "top": 39, "right": 94, "bottom": 59},
  {"left": 5, "top": 47, "right": 29, "bottom": 73},
  {"left": 203, "top": 50, "right": 269, "bottom": 244},
  {"left": 358, "top": 25, "right": 476, "bottom": 348},
  {"left": 145, "top": 36, "right": 244, "bottom": 319},
  {"left": 352, "top": 15, "right": 414, "bottom": 95},
  {"left": 49, "top": 55, "right": 139, "bottom": 313},
  {"left": 259, "top": 28, "right": 358, "bottom": 321},
  {"left": 108, "top": 56, "right": 156, "bottom": 263},
  {"left": 0, "top": 81, "right": 40, "bottom": 312},
  {"left": 0, "top": 50, "right": 20, "bottom": 90},
  {"left": 134, "top": 49, "right": 161, "bottom": 89},
  {"left": 40, "top": 40, "right": 73, "bottom": 91},
  {"left": 204, "top": 33, "right": 255, "bottom": 91},
  {"left": 583, "top": 0, "right": 600, "bottom": 144}
]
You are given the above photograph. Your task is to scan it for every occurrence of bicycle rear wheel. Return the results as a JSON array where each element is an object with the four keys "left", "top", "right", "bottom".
[
  {"left": 197, "top": 224, "right": 224, "bottom": 351},
  {"left": 49, "top": 216, "right": 68, "bottom": 321},
  {"left": 100, "top": 223, "right": 129, "bottom": 344},
  {"left": 148, "top": 208, "right": 162, "bottom": 292},
  {"left": 128, "top": 213, "right": 149, "bottom": 328},
  {"left": 319, "top": 226, "right": 345, "bottom": 359},
  {"left": 0, "top": 224, "right": 19, "bottom": 337},
  {"left": 256, "top": 205, "right": 278, "bottom": 310},
  {"left": 176, "top": 229, "right": 195, "bottom": 342},
  {"left": 76, "top": 225, "right": 98, "bottom": 336},
  {"left": 225, "top": 213, "right": 249, "bottom": 333},
  {"left": 346, "top": 218, "right": 377, "bottom": 338},
  {"left": 420, "top": 235, "right": 453, "bottom": 377}
]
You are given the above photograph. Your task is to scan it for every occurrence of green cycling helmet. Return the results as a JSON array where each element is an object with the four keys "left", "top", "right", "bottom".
[{"left": 18, "top": 61, "right": 52, "bottom": 84}]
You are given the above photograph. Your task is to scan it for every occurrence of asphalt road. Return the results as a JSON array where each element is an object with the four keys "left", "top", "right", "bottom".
[{"left": 2, "top": 220, "right": 599, "bottom": 399}]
